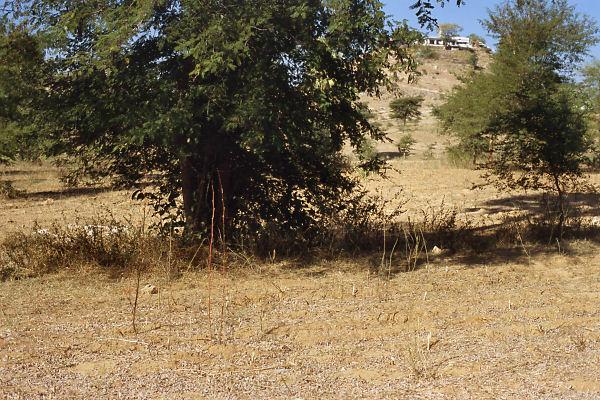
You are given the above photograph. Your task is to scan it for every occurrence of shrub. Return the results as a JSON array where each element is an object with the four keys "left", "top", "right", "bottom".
[
  {"left": 0, "top": 180, "right": 23, "bottom": 199},
  {"left": 0, "top": 219, "right": 163, "bottom": 280},
  {"left": 423, "top": 143, "right": 436, "bottom": 160},
  {"left": 390, "top": 96, "right": 424, "bottom": 127},
  {"left": 396, "top": 134, "right": 417, "bottom": 158},
  {"left": 416, "top": 46, "right": 439, "bottom": 60},
  {"left": 445, "top": 144, "right": 475, "bottom": 168}
]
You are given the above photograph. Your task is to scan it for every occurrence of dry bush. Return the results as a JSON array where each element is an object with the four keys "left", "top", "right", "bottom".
[
  {"left": 404, "top": 331, "right": 442, "bottom": 380},
  {"left": 6, "top": 192, "right": 599, "bottom": 281},
  {"left": 0, "top": 216, "right": 185, "bottom": 280},
  {"left": 384, "top": 202, "right": 478, "bottom": 272},
  {"left": 1, "top": 223, "right": 142, "bottom": 280},
  {"left": 0, "top": 180, "right": 24, "bottom": 199}
]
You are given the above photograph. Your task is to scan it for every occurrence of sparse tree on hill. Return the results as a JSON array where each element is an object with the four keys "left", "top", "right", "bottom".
[
  {"left": 396, "top": 133, "right": 417, "bottom": 158},
  {"left": 439, "top": 23, "right": 462, "bottom": 37},
  {"left": 439, "top": 23, "right": 462, "bottom": 46},
  {"left": 390, "top": 95, "right": 424, "bottom": 129},
  {"left": 436, "top": 0, "right": 598, "bottom": 238},
  {"left": 468, "top": 33, "right": 486, "bottom": 47}
]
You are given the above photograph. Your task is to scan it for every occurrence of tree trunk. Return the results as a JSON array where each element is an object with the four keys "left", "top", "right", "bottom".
[
  {"left": 179, "top": 152, "right": 234, "bottom": 240},
  {"left": 552, "top": 174, "right": 566, "bottom": 243},
  {"left": 180, "top": 155, "right": 201, "bottom": 234}
]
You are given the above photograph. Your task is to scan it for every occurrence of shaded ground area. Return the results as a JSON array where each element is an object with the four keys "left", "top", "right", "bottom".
[
  {"left": 471, "top": 192, "right": 600, "bottom": 217},
  {"left": 1, "top": 246, "right": 600, "bottom": 399}
]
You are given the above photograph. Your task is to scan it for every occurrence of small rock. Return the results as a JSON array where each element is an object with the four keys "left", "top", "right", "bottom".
[
  {"left": 431, "top": 246, "right": 444, "bottom": 256},
  {"left": 141, "top": 284, "right": 158, "bottom": 295}
]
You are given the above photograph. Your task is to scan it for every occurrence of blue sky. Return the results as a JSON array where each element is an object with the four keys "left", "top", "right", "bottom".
[{"left": 383, "top": 0, "right": 600, "bottom": 61}]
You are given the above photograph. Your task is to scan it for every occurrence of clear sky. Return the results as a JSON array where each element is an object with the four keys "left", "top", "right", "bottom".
[{"left": 383, "top": 0, "right": 600, "bottom": 61}]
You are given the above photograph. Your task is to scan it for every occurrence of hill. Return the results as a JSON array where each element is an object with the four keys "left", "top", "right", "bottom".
[{"left": 366, "top": 46, "right": 492, "bottom": 158}]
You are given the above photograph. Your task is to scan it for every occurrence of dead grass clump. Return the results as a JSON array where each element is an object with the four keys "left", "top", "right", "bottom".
[
  {"left": 417, "top": 201, "right": 478, "bottom": 251},
  {"left": 0, "top": 220, "right": 162, "bottom": 280},
  {"left": 404, "top": 331, "right": 442, "bottom": 380},
  {"left": 375, "top": 202, "right": 479, "bottom": 274}
]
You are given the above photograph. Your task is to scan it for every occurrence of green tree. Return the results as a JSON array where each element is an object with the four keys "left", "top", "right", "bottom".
[
  {"left": 436, "top": 0, "right": 598, "bottom": 236},
  {"left": 582, "top": 61, "right": 600, "bottom": 92},
  {"left": 468, "top": 33, "right": 486, "bottom": 46},
  {"left": 438, "top": 22, "right": 462, "bottom": 39},
  {"left": 396, "top": 133, "right": 417, "bottom": 158},
  {"left": 390, "top": 95, "right": 424, "bottom": 128},
  {"left": 581, "top": 60, "right": 600, "bottom": 128},
  {"left": 580, "top": 61, "right": 600, "bottom": 168},
  {"left": 2, "top": 0, "right": 460, "bottom": 241},
  {"left": 0, "top": 19, "right": 45, "bottom": 163}
]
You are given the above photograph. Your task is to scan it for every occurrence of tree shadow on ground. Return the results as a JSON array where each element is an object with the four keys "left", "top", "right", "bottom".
[
  {"left": 18, "top": 186, "right": 114, "bottom": 201},
  {"left": 465, "top": 192, "right": 600, "bottom": 218},
  {"left": 279, "top": 192, "right": 600, "bottom": 278}
]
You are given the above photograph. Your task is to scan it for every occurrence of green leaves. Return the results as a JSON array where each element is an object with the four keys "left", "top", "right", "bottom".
[
  {"left": 3, "top": 0, "right": 449, "bottom": 237},
  {"left": 437, "top": 0, "right": 596, "bottom": 195},
  {"left": 390, "top": 95, "right": 424, "bottom": 126},
  {"left": 0, "top": 20, "right": 47, "bottom": 162}
]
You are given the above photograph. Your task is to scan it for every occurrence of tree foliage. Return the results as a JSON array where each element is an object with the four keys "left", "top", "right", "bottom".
[
  {"left": 436, "top": 0, "right": 598, "bottom": 234},
  {"left": 396, "top": 133, "right": 417, "bottom": 157},
  {"left": 390, "top": 95, "right": 424, "bottom": 127},
  {"left": 579, "top": 60, "right": 600, "bottom": 168},
  {"left": 410, "top": 1, "right": 465, "bottom": 31},
  {"left": 581, "top": 61, "right": 600, "bottom": 130},
  {"left": 468, "top": 33, "right": 486, "bottom": 46},
  {"left": 0, "top": 0, "right": 462, "bottom": 242},
  {"left": 0, "top": 19, "right": 45, "bottom": 163},
  {"left": 438, "top": 22, "right": 462, "bottom": 39}
]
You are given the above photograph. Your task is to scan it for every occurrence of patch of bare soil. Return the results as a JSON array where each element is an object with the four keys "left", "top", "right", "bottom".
[
  {"left": 0, "top": 162, "right": 150, "bottom": 240},
  {"left": 1, "top": 247, "right": 600, "bottom": 399}
]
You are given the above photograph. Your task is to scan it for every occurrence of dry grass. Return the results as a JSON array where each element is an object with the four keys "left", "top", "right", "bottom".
[
  {"left": 0, "top": 160, "right": 149, "bottom": 241},
  {"left": 1, "top": 246, "right": 600, "bottom": 399},
  {"left": 2, "top": 159, "right": 600, "bottom": 399}
]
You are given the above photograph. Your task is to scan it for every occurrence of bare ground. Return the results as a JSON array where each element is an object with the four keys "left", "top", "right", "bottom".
[
  {"left": 1, "top": 247, "right": 600, "bottom": 399},
  {"left": 2, "top": 159, "right": 600, "bottom": 399}
]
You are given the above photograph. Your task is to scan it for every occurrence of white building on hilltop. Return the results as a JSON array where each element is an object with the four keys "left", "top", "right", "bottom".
[
  {"left": 424, "top": 35, "right": 473, "bottom": 49},
  {"left": 423, "top": 35, "right": 492, "bottom": 52}
]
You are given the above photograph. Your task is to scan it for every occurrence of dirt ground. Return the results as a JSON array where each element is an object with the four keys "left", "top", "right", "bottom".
[
  {"left": 1, "top": 244, "right": 600, "bottom": 399},
  {"left": 0, "top": 161, "right": 151, "bottom": 241},
  {"left": 2, "top": 159, "right": 600, "bottom": 399}
]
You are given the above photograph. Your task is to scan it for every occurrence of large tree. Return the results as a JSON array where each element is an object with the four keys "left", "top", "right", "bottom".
[
  {"left": 436, "top": 0, "right": 598, "bottom": 235},
  {"left": 0, "top": 18, "right": 45, "bottom": 163},
  {"left": 581, "top": 60, "right": 600, "bottom": 142},
  {"left": 2, "top": 0, "right": 462, "bottom": 241}
]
